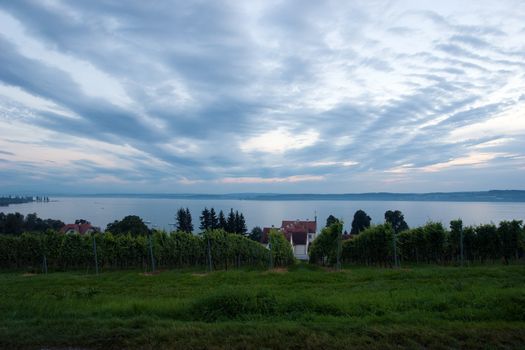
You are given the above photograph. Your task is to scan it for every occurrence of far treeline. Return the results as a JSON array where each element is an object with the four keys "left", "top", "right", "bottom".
[
  {"left": 105, "top": 207, "right": 255, "bottom": 238},
  {"left": 0, "top": 207, "right": 253, "bottom": 237},
  {"left": 312, "top": 210, "right": 525, "bottom": 267},
  {"left": 0, "top": 212, "right": 64, "bottom": 235}
]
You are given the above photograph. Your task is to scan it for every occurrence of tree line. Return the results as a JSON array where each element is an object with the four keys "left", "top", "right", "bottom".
[
  {"left": 176, "top": 207, "right": 248, "bottom": 235},
  {"left": 0, "top": 212, "right": 65, "bottom": 235},
  {"left": 325, "top": 209, "right": 408, "bottom": 235}
]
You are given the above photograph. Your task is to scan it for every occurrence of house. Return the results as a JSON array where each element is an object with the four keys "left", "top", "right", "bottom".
[
  {"left": 261, "top": 219, "right": 318, "bottom": 260},
  {"left": 59, "top": 223, "right": 99, "bottom": 235}
]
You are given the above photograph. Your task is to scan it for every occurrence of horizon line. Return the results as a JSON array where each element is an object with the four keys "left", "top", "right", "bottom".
[{"left": 3, "top": 189, "right": 525, "bottom": 196}]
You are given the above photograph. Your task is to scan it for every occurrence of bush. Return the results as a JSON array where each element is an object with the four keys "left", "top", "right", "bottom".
[
  {"left": 309, "top": 222, "right": 343, "bottom": 265},
  {"left": 341, "top": 224, "right": 394, "bottom": 266},
  {"left": 268, "top": 229, "right": 295, "bottom": 267}
]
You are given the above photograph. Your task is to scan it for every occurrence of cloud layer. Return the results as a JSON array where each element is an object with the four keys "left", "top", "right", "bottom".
[{"left": 0, "top": 0, "right": 524, "bottom": 193}]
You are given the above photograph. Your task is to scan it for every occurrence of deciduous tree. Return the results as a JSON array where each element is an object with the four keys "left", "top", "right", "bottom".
[
  {"left": 325, "top": 215, "right": 339, "bottom": 228},
  {"left": 105, "top": 215, "right": 149, "bottom": 236},
  {"left": 350, "top": 210, "right": 371, "bottom": 235},
  {"left": 249, "top": 226, "right": 263, "bottom": 242},
  {"left": 384, "top": 210, "right": 409, "bottom": 234}
]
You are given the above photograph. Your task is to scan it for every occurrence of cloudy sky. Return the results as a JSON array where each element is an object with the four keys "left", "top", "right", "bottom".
[{"left": 0, "top": 0, "right": 524, "bottom": 194}]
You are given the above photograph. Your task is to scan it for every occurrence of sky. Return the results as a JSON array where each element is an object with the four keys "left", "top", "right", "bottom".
[{"left": 0, "top": 0, "right": 524, "bottom": 194}]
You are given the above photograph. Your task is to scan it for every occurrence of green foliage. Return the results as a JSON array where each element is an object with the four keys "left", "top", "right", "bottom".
[
  {"left": 476, "top": 223, "right": 500, "bottom": 262},
  {"left": 342, "top": 224, "right": 394, "bottom": 266},
  {"left": 237, "top": 212, "right": 247, "bottom": 235},
  {"left": 3, "top": 218, "right": 523, "bottom": 273},
  {"left": 397, "top": 226, "right": 426, "bottom": 263},
  {"left": 448, "top": 219, "right": 463, "bottom": 262},
  {"left": 0, "top": 229, "right": 271, "bottom": 271},
  {"left": 384, "top": 210, "right": 409, "bottom": 234},
  {"left": 224, "top": 209, "right": 247, "bottom": 235},
  {"left": 0, "top": 212, "right": 64, "bottom": 235},
  {"left": 226, "top": 209, "right": 236, "bottom": 232},
  {"left": 199, "top": 207, "right": 214, "bottom": 231},
  {"left": 105, "top": 215, "right": 149, "bottom": 236},
  {"left": 350, "top": 210, "right": 371, "bottom": 235},
  {"left": 396, "top": 222, "right": 451, "bottom": 264},
  {"left": 218, "top": 210, "right": 227, "bottom": 230},
  {"left": 309, "top": 222, "right": 343, "bottom": 265},
  {"left": 325, "top": 214, "right": 339, "bottom": 228},
  {"left": 498, "top": 220, "right": 523, "bottom": 264},
  {"left": 268, "top": 229, "right": 295, "bottom": 267},
  {"left": 424, "top": 222, "right": 446, "bottom": 263},
  {"left": 191, "top": 289, "right": 278, "bottom": 321},
  {"left": 249, "top": 226, "right": 263, "bottom": 242},
  {"left": 1, "top": 266, "right": 525, "bottom": 349},
  {"left": 60, "top": 233, "right": 91, "bottom": 269},
  {"left": 203, "top": 229, "right": 270, "bottom": 270},
  {"left": 175, "top": 207, "right": 193, "bottom": 233},
  {"left": 342, "top": 220, "right": 525, "bottom": 266},
  {"left": 200, "top": 208, "right": 247, "bottom": 234}
]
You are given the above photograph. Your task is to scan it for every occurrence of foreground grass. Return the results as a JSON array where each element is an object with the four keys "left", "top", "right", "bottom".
[{"left": 1, "top": 264, "right": 524, "bottom": 349}]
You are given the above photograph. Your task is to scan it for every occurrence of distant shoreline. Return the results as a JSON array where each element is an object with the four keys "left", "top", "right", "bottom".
[{"left": 42, "top": 190, "right": 525, "bottom": 202}]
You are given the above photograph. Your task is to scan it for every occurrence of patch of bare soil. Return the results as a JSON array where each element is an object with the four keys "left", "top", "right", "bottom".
[
  {"left": 263, "top": 267, "right": 288, "bottom": 274},
  {"left": 191, "top": 273, "right": 208, "bottom": 277},
  {"left": 141, "top": 271, "right": 161, "bottom": 276}
]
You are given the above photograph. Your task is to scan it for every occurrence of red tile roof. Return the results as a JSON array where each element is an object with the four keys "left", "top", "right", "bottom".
[
  {"left": 59, "top": 223, "right": 98, "bottom": 235},
  {"left": 281, "top": 220, "right": 316, "bottom": 234},
  {"left": 59, "top": 224, "right": 78, "bottom": 234},
  {"left": 260, "top": 220, "right": 316, "bottom": 244},
  {"left": 79, "top": 223, "right": 96, "bottom": 235}
]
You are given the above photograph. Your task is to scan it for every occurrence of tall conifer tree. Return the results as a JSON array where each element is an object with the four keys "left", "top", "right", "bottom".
[
  {"left": 210, "top": 208, "right": 218, "bottom": 229},
  {"left": 218, "top": 210, "right": 227, "bottom": 230},
  {"left": 226, "top": 209, "right": 236, "bottom": 233},
  {"left": 200, "top": 208, "right": 211, "bottom": 231}
]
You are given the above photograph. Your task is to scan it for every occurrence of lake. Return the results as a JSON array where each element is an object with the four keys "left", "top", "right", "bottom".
[{"left": 1, "top": 196, "right": 524, "bottom": 232}]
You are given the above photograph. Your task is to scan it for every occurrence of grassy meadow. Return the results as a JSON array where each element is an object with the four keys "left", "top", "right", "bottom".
[{"left": 1, "top": 264, "right": 525, "bottom": 349}]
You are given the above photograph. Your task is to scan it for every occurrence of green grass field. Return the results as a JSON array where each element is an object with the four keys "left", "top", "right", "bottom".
[{"left": 1, "top": 264, "right": 525, "bottom": 349}]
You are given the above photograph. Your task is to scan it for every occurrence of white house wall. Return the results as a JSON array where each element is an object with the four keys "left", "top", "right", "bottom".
[{"left": 293, "top": 244, "right": 308, "bottom": 260}]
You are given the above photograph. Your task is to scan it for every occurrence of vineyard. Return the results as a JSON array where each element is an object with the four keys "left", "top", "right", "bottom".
[
  {"left": 2, "top": 216, "right": 524, "bottom": 272},
  {"left": 0, "top": 229, "right": 294, "bottom": 272},
  {"left": 310, "top": 220, "right": 525, "bottom": 267}
]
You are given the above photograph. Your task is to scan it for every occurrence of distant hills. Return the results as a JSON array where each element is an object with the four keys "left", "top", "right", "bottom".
[{"left": 59, "top": 190, "right": 525, "bottom": 202}]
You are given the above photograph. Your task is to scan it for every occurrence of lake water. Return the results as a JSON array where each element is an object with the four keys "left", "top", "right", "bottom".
[{"left": 1, "top": 197, "right": 524, "bottom": 232}]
